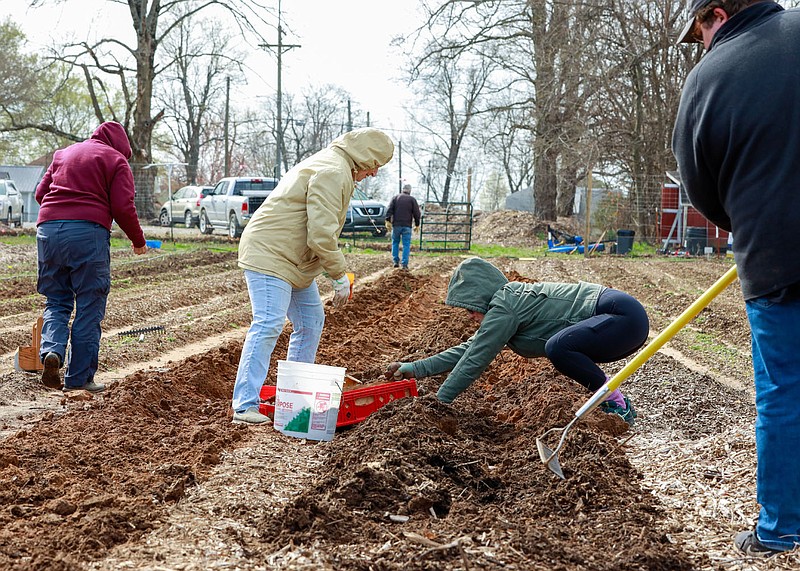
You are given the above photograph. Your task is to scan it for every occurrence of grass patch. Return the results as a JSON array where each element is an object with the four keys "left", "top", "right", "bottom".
[
  {"left": 688, "top": 331, "right": 740, "bottom": 358},
  {"left": 468, "top": 243, "right": 544, "bottom": 258},
  {"left": 0, "top": 233, "right": 36, "bottom": 246}
]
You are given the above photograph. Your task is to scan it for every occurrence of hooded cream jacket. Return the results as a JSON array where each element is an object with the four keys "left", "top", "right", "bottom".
[{"left": 238, "top": 128, "right": 394, "bottom": 288}]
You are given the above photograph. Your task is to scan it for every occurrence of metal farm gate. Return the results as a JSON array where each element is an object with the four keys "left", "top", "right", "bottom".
[{"left": 419, "top": 201, "right": 473, "bottom": 252}]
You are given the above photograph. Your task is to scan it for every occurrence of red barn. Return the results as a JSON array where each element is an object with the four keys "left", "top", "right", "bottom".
[{"left": 659, "top": 172, "right": 730, "bottom": 254}]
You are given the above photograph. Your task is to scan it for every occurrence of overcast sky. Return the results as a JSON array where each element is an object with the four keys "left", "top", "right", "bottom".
[
  {"left": 2, "top": 0, "right": 424, "bottom": 190},
  {"left": 1, "top": 0, "right": 419, "bottom": 132}
]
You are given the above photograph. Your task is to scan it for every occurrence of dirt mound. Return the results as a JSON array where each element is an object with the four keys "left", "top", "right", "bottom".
[
  {"left": 472, "top": 210, "right": 549, "bottom": 248},
  {"left": 0, "top": 341, "right": 249, "bottom": 570},
  {"left": 250, "top": 266, "right": 695, "bottom": 569},
  {"left": 256, "top": 362, "right": 693, "bottom": 570}
]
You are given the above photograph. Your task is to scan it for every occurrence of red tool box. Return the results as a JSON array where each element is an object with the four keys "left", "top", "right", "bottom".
[{"left": 259, "top": 379, "right": 418, "bottom": 428}]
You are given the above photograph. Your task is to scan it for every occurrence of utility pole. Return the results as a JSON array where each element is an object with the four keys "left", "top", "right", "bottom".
[
  {"left": 260, "top": 0, "right": 299, "bottom": 179},
  {"left": 398, "top": 140, "right": 402, "bottom": 194},
  {"left": 347, "top": 100, "right": 352, "bottom": 132},
  {"left": 224, "top": 76, "right": 230, "bottom": 177},
  {"left": 144, "top": 162, "right": 187, "bottom": 244},
  {"left": 584, "top": 167, "right": 594, "bottom": 259},
  {"left": 426, "top": 159, "right": 432, "bottom": 201}
]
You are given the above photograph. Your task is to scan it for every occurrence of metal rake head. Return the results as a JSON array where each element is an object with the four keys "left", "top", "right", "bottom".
[{"left": 535, "top": 417, "right": 579, "bottom": 480}]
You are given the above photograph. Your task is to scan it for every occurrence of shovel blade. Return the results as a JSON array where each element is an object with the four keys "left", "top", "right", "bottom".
[{"left": 536, "top": 437, "right": 565, "bottom": 479}]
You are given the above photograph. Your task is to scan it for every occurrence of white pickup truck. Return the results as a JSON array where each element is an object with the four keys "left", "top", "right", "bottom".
[
  {"left": 198, "top": 176, "right": 278, "bottom": 238},
  {"left": 0, "top": 179, "right": 24, "bottom": 227}
]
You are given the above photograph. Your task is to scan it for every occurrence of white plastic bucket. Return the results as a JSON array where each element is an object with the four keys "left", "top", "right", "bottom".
[{"left": 273, "top": 360, "right": 345, "bottom": 441}]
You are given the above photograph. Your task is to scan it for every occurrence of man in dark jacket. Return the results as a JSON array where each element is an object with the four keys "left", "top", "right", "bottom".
[
  {"left": 385, "top": 183, "right": 421, "bottom": 269},
  {"left": 385, "top": 257, "right": 648, "bottom": 425},
  {"left": 35, "top": 121, "right": 148, "bottom": 392},
  {"left": 673, "top": 0, "right": 800, "bottom": 557}
]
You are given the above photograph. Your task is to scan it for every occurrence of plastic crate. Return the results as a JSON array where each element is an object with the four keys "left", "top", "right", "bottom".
[{"left": 259, "top": 379, "right": 418, "bottom": 428}]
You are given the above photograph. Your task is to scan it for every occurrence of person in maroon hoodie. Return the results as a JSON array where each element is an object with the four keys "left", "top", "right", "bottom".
[{"left": 35, "top": 121, "right": 148, "bottom": 392}]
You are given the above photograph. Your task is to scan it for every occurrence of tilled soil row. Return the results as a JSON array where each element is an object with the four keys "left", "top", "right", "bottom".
[
  {"left": 0, "top": 248, "right": 240, "bottom": 355},
  {"left": 0, "top": 340, "right": 250, "bottom": 570}
]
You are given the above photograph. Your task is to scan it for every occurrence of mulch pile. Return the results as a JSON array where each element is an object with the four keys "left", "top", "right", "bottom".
[{"left": 472, "top": 210, "right": 549, "bottom": 248}]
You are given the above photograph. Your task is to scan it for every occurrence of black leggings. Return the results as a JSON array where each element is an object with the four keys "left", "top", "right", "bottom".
[{"left": 544, "top": 289, "right": 649, "bottom": 392}]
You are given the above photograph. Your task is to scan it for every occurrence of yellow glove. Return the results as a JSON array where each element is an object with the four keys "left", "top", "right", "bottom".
[{"left": 385, "top": 220, "right": 392, "bottom": 232}]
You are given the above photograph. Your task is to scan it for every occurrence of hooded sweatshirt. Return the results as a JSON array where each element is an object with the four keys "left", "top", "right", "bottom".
[
  {"left": 238, "top": 128, "right": 395, "bottom": 288},
  {"left": 35, "top": 121, "right": 145, "bottom": 247},
  {"left": 412, "top": 257, "right": 604, "bottom": 403}
]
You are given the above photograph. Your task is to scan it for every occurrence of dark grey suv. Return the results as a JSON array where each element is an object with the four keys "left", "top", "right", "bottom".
[{"left": 342, "top": 189, "right": 386, "bottom": 237}]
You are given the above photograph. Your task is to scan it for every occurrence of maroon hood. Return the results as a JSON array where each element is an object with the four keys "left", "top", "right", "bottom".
[{"left": 91, "top": 121, "right": 132, "bottom": 159}]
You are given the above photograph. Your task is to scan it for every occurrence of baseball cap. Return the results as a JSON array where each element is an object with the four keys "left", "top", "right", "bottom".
[{"left": 677, "top": 0, "right": 713, "bottom": 44}]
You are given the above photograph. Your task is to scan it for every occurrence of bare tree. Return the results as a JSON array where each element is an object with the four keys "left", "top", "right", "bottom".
[
  {"left": 409, "top": 1, "right": 601, "bottom": 218},
  {"left": 283, "top": 84, "right": 359, "bottom": 168},
  {"left": 14, "top": 0, "right": 274, "bottom": 218},
  {"left": 591, "top": 0, "right": 697, "bottom": 234},
  {"left": 249, "top": 84, "right": 361, "bottom": 177},
  {"left": 407, "top": 42, "right": 494, "bottom": 205},
  {"left": 475, "top": 105, "right": 533, "bottom": 197},
  {"left": 156, "top": 16, "right": 242, "bottom": 184}
]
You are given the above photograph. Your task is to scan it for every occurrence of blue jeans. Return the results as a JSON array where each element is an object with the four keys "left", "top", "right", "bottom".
[
  {"left": 746, "top": 294, "right": 800, "bottom": 550},
  {"left": 391, "top": 225, "right": 412, "bottom": 266},
  {"left": 231, "top": 271, "right": 325, "bottom": 414},
  {"left": 36, "top": 221, "right": 111, "bottom": 388}
]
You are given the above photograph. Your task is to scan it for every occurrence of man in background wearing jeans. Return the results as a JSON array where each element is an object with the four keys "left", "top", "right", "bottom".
[{"left": 385, "top": 183, "right": 421, "bottom": 270}]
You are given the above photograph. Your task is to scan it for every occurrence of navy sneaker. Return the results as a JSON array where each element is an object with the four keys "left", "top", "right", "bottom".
[
  {"left": 599, "top": 396, "right": 637, "bottom": 426},
  {"left": 734, "top": 530, "right": 785, "bottom": 558}
]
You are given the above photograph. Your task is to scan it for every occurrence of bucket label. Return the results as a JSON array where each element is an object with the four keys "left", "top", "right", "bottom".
[
  {"left": 311, "top": 392, "right": 332, "bottom": 430},
  {"left": 282, "top": 388, "right": 313, "bottom": 396}
]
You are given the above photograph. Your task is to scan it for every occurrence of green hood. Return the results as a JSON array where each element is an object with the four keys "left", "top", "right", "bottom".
[{"left": 445, "top": 257, "right": 509, "bottom": 313}]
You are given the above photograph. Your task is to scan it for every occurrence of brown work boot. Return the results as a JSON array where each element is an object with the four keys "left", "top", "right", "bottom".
[
  {"left": 63, "top": 380, "right": 106, "bottom": 394},
  {"left": 41, "top": 352, "right": 62, "bottom": 389}
]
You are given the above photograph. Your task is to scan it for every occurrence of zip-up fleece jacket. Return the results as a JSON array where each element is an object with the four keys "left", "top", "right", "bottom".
[
  {"left": 672, "top": 2, "right": 800, "bottom": 300},
  {"left": 238, "top": 128, "right": 394, "bottom": 288},
  {"left": 35, "top": 121, "right": 145, "bottom": 247},
  {"left": 410, "top": 257, "right": 604, "bottom": 403}
]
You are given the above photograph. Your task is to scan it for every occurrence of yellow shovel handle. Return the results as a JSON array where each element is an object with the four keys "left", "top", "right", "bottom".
[{"left": 576, "top": 264, "right": 738, "bottom": 418}]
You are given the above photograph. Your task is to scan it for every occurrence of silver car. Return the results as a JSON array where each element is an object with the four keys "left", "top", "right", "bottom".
[
  {"left": 0, "top": 179, "right": 24, "bottom": 227},
  {"left": 159, "top": 185, "right": 213, "bottom": 228}
]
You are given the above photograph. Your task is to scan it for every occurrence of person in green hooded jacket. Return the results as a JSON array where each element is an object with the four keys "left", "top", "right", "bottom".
[{"left": 385, "top": 257, "right": 648, "bottom": 424}]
